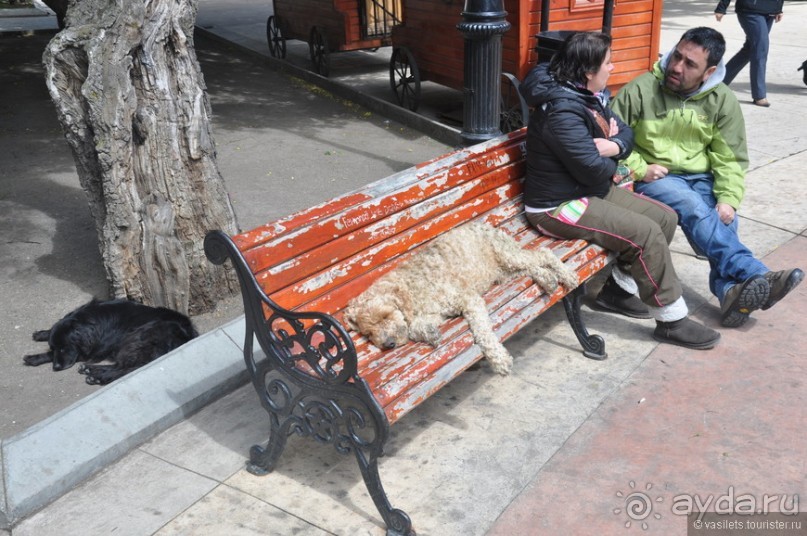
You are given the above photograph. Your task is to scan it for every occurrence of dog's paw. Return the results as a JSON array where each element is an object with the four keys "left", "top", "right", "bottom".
[
  {"left": 488, "top": 358, "right": 512, "bottom": 376},
  {"left": 559, "top": 268, "right": 580, "bottom": 290},
  {"left": 486, "top": 351, "right": 513, "bottom": 375},
  {"left": 409, "top": 316, "right": 442, "bottom": 346},
  {"left": 84, "top": 374, "right": 102, "bottom": 386},
  {"left": 32, "top": 330, "right": 51, "bottom": 342},
  {"left": 411, "top": 326, "right": 441, "bottom": 346},
  {"left": 23, "top": 353, "right": 51, "bottom": 367},
  {"left": 532, "top": 269, "right": 559, "bottom": 292}
]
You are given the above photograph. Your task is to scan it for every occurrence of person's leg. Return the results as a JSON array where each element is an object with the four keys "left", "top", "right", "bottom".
[
  {"left": 528, "top": 195, "right": 681, "bottom": 308},
  {"left": 634, "top": 173, "right": 768, "bottom": 301},
  {"left": 723, "top": 17, "right": 751, "bottom": 86},
  {"left": 591, "top": 186, "right": 678, "bottom": 318},
  {"left": 736, "top": 12, "right": 773, "bottom": 101},
  {"left": 527, "top": 198, "right": 719, "bottom": 349},
  {"left": 636, "top": 173, "right": 773, "bottom": 327}
]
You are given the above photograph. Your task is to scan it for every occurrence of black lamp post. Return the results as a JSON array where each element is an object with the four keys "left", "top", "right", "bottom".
[{"left": 457, "top": 0, "right": 511, "bottom": 146}]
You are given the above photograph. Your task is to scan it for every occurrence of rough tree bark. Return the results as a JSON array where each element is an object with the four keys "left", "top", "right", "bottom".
[{"left": 42, "top": 0, "right": 239, "bottom": 315}]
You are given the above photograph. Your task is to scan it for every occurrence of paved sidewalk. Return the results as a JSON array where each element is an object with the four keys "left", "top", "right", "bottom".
[{"left": 3, "top": 0, "right": 807, "bottom": 534}]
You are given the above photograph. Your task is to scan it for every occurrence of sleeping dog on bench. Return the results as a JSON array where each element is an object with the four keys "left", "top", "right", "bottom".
[{"left": 23, "top": 298, "right": 198, "bottom": 385}]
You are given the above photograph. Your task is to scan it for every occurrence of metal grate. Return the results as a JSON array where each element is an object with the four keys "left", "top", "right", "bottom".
[{"left": 360, "top": 0, "right": 403, "bottom": 39}]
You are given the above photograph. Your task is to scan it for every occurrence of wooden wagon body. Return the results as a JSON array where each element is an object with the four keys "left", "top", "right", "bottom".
[
  {"left": 389, "top": 0, "right": 664, "bottom": 112},
  {"left": 268, "top": 0, "right": 403, "bottom": 75}
]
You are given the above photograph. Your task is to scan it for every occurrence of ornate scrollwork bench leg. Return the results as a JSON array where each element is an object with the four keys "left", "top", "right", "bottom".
[
  {"left": 562, "top": 282, "right": 607, "bottom": 360},
  {"left": 204, "top": 231, "right": 415, "bottom": 536}
]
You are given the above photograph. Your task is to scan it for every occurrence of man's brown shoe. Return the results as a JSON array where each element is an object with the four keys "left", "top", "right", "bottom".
[
  {"left": 721, "top": 275, "right": 769, "bottom": 328},
  {"left": 762, "top": 268, "right": 804, "bottom": 310}
]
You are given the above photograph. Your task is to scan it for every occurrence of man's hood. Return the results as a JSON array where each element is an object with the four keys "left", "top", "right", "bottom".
[{"left": 654, "top": 46, "right": 727, "bottom": 98}]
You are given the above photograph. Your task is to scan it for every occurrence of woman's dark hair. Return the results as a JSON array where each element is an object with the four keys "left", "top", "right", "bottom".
[{"left": 549, "top": 32, "right": 612, "bottom": 87}]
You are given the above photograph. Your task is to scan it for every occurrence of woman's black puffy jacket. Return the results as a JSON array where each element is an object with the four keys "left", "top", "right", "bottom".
[{"left": 518, "top": 63, "right": 633, "bottom": 209}]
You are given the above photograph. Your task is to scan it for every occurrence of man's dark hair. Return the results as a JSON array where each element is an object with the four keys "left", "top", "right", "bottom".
[
  {"left": 549, "top": 32, "right": 612, "bottom": 87},
  {"left": 679, "top": 27, "right": 726, "bottom": 67}
]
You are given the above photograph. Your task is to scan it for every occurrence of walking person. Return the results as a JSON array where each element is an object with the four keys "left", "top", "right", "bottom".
[
  {"left": 519, "top": 32, "right": 721, "bottom": 350},
  {"left": 715, "top": 0, "right": 784, "bottom": 107}
]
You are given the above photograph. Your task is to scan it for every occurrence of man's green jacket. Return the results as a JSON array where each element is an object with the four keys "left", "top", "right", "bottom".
[{"left": 610, "top": 56, "right": 749, "bottom": 210}]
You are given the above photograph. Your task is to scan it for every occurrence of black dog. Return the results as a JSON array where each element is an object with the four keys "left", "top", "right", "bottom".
[{"left": 23, "top": 298, "right": 198, "bottom": 385}]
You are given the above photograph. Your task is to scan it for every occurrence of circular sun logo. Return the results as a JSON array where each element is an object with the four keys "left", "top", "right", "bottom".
[{"left": 614, "top": 481, "right": 664, "bottom": 529}]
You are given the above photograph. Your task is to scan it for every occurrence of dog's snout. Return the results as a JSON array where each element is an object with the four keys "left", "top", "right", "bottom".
[{"left": 383, "top": 339, "right": 397, "bottom": 350}]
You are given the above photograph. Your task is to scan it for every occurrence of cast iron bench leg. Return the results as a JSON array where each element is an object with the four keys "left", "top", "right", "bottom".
[
  {"left": 357, "top": 447, "right": 415, "bottom": 536},
  {"left": 562, "top": 282, "right": 607, "bottom": 360}
]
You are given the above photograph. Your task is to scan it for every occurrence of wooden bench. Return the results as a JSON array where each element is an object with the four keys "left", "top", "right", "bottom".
[{"left": 204, "top": 128, "right": 614, "bottom": 536}]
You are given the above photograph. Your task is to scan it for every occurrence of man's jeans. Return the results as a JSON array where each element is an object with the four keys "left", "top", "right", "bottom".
[{"left": 634, "top": 173, "right": 768, "bottom": 302}]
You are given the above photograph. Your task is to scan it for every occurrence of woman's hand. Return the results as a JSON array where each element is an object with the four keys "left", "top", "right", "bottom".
[
  {"left": 608, "top": 117, "right": 619, "bottom": 137},
  {"left": 594, "top": 138, "right": 620, "bottom": 157},
  {"left": 715, "top": 13, "right": 724, "bottom": 22}
]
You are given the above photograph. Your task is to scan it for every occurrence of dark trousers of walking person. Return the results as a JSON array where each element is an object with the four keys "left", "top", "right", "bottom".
[{"left": 724, "top": 11, "right": 775, "bottom": 101}]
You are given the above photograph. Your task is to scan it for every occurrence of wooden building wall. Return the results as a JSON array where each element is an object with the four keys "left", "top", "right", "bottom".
[{"left": 393, "top": 0, "right": 663, "bottom": 91}]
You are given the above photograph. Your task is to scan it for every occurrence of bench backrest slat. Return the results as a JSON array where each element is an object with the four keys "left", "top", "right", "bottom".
[
  {"left": 233, "top": 138, "right": 524, "bottom": 252},
  {"left": 233, "top": 144, "right": 524, "bottom": 288},
  {"left": 265, "top": 181, "right": 530, "bottom": 314}
]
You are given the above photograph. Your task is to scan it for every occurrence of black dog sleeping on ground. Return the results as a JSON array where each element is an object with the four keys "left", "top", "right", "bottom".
[{"left": 23, "top": 298, "right": 198, "bottom": 385}]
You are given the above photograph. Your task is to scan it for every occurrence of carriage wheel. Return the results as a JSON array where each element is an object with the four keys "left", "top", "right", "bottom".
[
  {"left": 308, "top": 26, "right": 330, "bottom": 77},
  {"left": 389, "top": 47, "right": 421, "bottom": 112},
  {"left": 266, "top": 16, "right": 287, "bottom": 59},
  {"left": 500, "top": 72, "right": 529, "bottom": 133}
]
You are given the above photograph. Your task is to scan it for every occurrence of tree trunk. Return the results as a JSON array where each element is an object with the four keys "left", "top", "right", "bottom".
[
  {"left": 43, "top": 0, "right": 239, "bottom": 315},
  {"left": 40, "top": 0, "right": 67, "bottom": 28}
]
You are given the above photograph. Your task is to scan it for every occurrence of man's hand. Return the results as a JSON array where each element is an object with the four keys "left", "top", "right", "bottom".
[
  {"left": 715, "top": 13, "right": 724, "bottom": 22},
  {"left": 642, "top": 164, "right": 669, "bottom": 182},
  {"left": 716, "top": 203, "right": 735, "bottom": 225}
]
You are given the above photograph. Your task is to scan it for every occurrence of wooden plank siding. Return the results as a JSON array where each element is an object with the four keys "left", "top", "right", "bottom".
[
  {"left": 392, "top": 0, "right": 662, "bottom": 92},
  {"left": 227, "top": 128, "right": 612, "bottom": 423}
]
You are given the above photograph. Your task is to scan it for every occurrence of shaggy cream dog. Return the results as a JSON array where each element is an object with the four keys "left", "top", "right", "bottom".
[{"left": 343, "top": 222, "right": 579, "bottom": 374}]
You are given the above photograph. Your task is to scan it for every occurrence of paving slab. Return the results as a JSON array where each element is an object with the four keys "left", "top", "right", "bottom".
[{"left": 487, "top": 235, "right": 807, "bottom": 536}]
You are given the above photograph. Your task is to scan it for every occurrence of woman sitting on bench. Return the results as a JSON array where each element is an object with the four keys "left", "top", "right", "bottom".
[{"left": 518, "top": 31, "right": 720, "bottom": 350}]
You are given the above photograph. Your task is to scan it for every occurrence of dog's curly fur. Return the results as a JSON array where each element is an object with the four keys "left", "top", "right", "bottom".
[
  {"left": 23, "top": 298, "right": 198, "bottom": 385},
  {"left": 342, "top": 222, "right": 579, "bottom": 375}
]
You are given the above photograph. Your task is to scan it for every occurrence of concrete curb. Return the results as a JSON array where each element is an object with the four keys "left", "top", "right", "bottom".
[{"left": 0, "top": 317, "right": 252, "bottom": 528}]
